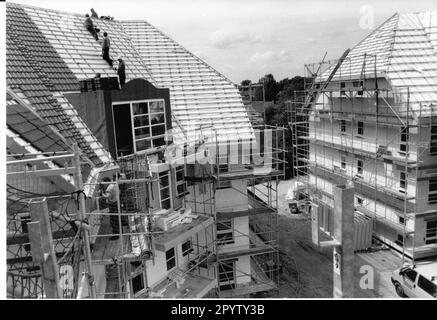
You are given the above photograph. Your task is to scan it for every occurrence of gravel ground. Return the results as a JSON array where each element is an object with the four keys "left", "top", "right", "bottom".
[{"left": 258, "top": 179, "right": 402, "bottom": 298}]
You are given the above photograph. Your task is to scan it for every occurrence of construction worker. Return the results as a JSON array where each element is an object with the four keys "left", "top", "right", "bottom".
[
  {"left": 116, "top": 56, "right": 126, "bottom": 88},
  {"left": 90, "top": 8, "right": 99, "bottom": 18},
  {"left": 84, "top": 14, "right": 99, "bottom": 41},
  {"left": 102, "top": 175, "right": 128, "bottom": 240},
  {"left": 102, "top": 32, "right": 113, "bottom": 66}
]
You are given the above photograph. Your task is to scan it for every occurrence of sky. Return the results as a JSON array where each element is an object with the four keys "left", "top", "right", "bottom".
[{"left": 10, "top": 0, "right": 437, "bottom": 84}]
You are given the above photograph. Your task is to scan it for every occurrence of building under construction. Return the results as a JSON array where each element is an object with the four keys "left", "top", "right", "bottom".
[
  {"left": 289, "top": 11, "right": 437, "bottom": 262},
  {"left": 6, "top": 2, "right": 286, "bottom": 298}
]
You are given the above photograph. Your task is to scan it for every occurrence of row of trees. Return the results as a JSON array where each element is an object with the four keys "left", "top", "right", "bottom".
[
  {"left": 241, "top": 74, "right": 306, "bottom": 126},
  {"left": 240, "top": 74, "right": 309, "bottom": 178}
]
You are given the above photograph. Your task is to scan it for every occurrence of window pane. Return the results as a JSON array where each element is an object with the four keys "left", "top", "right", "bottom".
[
  {"left": 150, "top": 114, "right": 165, "bottom": 125},
  {"left": 135, "top": 127, "right": 150, "bottom": 140},
  {"left": 160, "top": 187, "right": 170, "bottom": 200},
  {"left": 217, "top": 220, "right": 232, "bottom": 231},
  {"left": 404, "top": 269, "right": 417, "bottom": 281},
  {"left": 161, "top": 198, "right": 171, "bottom": 209},
  {"left": 152, "top": 124, "right": 166, "bottom": 136},
  {"left": 159, "top": 173, "right": 169, "bottom": 187},
  {"left": 134, "top": 115, "right": 149, "bottom": 128},
  {"left": 150, "top": 100, "right": 164, "bottom": 113},
  {"left": 132, "top": 102, "right": 148, "bottom": 115},
  {"left": 136, "top": 139, "right": 151, "bottom": 152},
  {"left": 132, "top": 274, "right": 144, "bottom": 294}
]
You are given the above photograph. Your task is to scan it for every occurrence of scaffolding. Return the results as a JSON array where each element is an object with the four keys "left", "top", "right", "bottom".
[
  {"left": 6, "top": 122, "right": 287, "bottom": 299},
  {"left": 181, "top": 125, "right": 287, "bottom": 297},
  {"left": 288, "top": 52, "right": 437, "bottom": 263}
]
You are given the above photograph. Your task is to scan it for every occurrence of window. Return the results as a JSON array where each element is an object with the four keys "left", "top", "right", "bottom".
[
  {"left": 429, "top": 179, "right": 437, "bottom": 204},
  {"left": 218, "top": 261, "right": 235, "bottom": 290},
  {"left": 430, "top": 125, "right": 437, "bottom": 155},
  {"left": 341, "top": 156, "right": 346, "bottom": 170},
  {"left": 418, "top": 275, "right": 437, "bottom": 298},
  {"left": 216, "top": 219, "right": 234, "bottom": 245},
  {"left": 403, "top": 268, "right": 417, "bottom": 282},
  {"left": 384, "top": 162, "right": 393, "bottom": 178},
  {"left": 216, "top": 164, "right": 231, "bottom": 189},
  {"left": 398, "top": 216, "right": 405, "bottom": 225},
  {"left": 182, "top": 239, "right": 193, "bottom": 257},
  {"left": 175, "top": 166, "right": 187, "bottom": 197},
  {"left": 113, "top": 99, "right": 167, "bottom": 156},
  {"left": 425, "top": 220, "right": 437, "bottom": 244},
  {"left": 357, "top": 159, "right": 363, "bottom": 176},
  {"left": 395, "top": 234, "right": 404, "bottom": 247},
  {"left": 356, "top": 196, "right": 364, "bottom": 206},
  {"left": 159, "top": 171, "right": 171, "bottom": 209},
  {"left": 130, "top": 261, "right": 145, "bottom": 295},
  {"left": 166, "top": 247, "right": 176, "bottom": 271},
  {"left": 400, "top": 126, "right": 409, "bottom": 153},
  {"left": 399, "top": 171, "right": 407, "bottom": 192},
  {"left": 340, "top": 120, "right": 346, "bottom": 133},
  {"left": 357, "top": 121, "right": 364, "bottom": 135}
]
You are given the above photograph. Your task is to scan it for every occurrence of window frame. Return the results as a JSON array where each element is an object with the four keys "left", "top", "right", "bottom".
[
  {"left": 165, "top": 247, "right": 177, "bottom": 271},
  {"left": 158, "top": 170, "right": 172, "bottom": 210},
  {"left": 357, "top": 121, "right": 364, "bottom": 136},
  {"left": 399, "top": 171, "right": 407, "bottom": 193},
  {"left": 175, "top": 166, "right": 187, "bottom": 198},
  {"left": 428, "top": 179, "right": 437, "bottom": 204},
  {"left": 357, "top": 159, "right": 363, "bottom": 177},
  {"left": 340, "top": 120, "right": 346, "bottom": 133},
  {"left": 181, "top": 239, "right": 193, "bottom": 257},
  {"left": 112, "top": 99, "right": 167, "bottom": 156},
  {"left": 216, "top": 218, "right": 234, "bottom": 245}
]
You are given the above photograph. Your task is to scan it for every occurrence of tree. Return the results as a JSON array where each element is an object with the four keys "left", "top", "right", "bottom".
[
  {"left": 240, "top": 79, "right": 252, "bottom": 86},
  {"left": 254, "top": 73, "right": 279, "bottom": 102}
]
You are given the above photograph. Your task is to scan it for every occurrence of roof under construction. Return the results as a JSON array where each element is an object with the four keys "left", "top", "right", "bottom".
[
  {"left": 6, "top": 2, "right": 253, "bottom": 152},
  {"left": 321, "top": 11, "right": 437, "bottom": 110}
]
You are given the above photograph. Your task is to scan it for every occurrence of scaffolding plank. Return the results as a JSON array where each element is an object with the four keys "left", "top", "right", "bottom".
[
  {"left": 216, "top": 207, "right": 275, "bottom": 220},
  {"left": 218, "top": 281, "right": 276, "bottom": 298}
]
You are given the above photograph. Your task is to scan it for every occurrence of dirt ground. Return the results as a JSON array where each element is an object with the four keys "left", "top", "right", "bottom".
[{"left": 260, "top": 179, "right": 403, "bottom": 298}]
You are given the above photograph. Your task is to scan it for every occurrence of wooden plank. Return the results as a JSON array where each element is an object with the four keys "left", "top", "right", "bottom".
[
  {"left": 219, "top": 282, "right": 276, "bottom": 298},
  {"left": 217, "top": 245, "right": 274, "bottom": 261},
  {"left": 216, "top": 207, "right": 274, "bottom": 220},
  {"left": 29, "top": 198, "right": 62, "bottom": 298}
]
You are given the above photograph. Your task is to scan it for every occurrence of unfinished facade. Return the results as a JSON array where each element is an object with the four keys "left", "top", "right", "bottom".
[
  {"left": 290, "top": 11, "right": 437, "bottom": 261},
  {"left": 6, "top": 2, "right": 285, "bottom": 298}
]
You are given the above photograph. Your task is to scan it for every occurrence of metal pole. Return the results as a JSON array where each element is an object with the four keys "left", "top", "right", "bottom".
[{"left": 73, "top": 143, "right": 97, "bottom": 298}]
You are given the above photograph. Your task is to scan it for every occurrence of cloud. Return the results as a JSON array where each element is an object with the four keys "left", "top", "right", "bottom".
[
  {"left": 249, "top": 50, "right": 289, "bottom": 64},
  {"left": 210, "top": 29, "right": 260, "bottom": 49}
]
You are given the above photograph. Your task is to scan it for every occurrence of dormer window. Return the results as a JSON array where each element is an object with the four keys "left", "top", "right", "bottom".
[{"left": 112, "top": 99, "right": 167, "bottom": 158}]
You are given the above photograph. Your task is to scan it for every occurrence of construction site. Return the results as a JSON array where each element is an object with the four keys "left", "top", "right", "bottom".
[{"left": 5, "top": 2, "right": 437, "bottom": 300}]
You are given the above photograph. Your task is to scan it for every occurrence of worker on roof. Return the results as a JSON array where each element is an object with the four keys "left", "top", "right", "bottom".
[
  {"left": 90, "top": 8, "right": 99, "bottom": 18},
  {"left": 102, "top": 32, "right": 113, "bottom": 67},
  {"left": 116, "top": 56, "right": 126, "bottom": 88},
  {"left": 84, "top": 14, "right": 100, "bottom": 41}
]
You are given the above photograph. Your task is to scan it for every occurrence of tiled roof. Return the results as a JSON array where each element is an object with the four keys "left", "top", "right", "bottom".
[
  {"left": 321, "top": 11, "right": 437, "bottom": 114},
  {"left": 6, "top": 3, "right": 113, "bottom": 165},
  {"left": 121, "top": 21, "right": 253, "bottom": 143},
  {"left": 7, "top": 2, "right": 252, "bottom": 154},
  {"left": 7, "top": 93, "right": 69, "bottom": 154}
]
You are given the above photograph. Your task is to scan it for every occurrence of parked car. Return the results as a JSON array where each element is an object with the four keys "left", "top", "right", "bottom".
[{"left": 391, "top": 262, "right": 437, "bottom": 299}]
